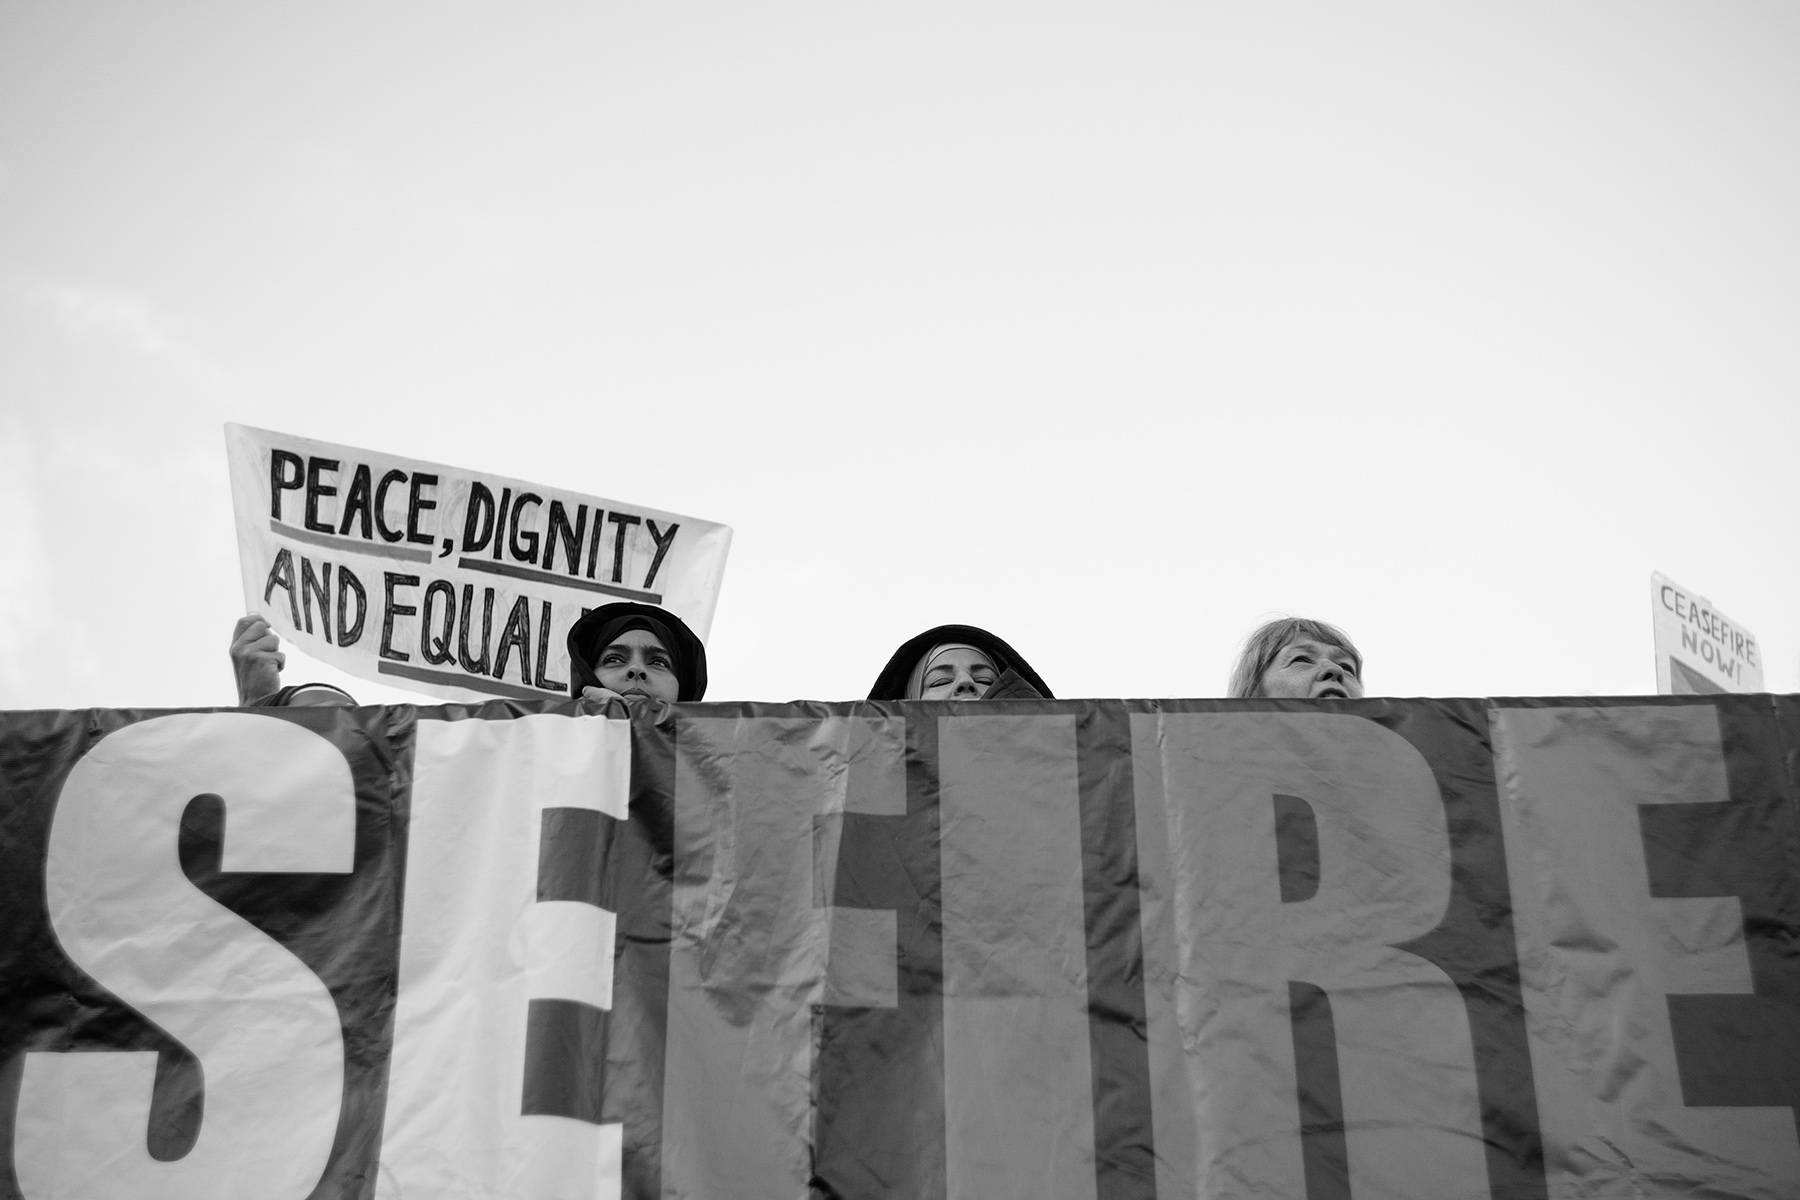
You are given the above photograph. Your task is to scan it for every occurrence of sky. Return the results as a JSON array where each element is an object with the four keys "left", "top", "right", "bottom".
[{"left": 2, "top": 1, "right": 1796, "bottom": 711}]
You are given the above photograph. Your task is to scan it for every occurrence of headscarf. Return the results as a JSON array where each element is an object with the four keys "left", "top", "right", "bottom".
[
  {"left": 566, "top": 601, "right": 708, "bottom": 701},
  {"left": 867, "top": 624, "right": 1053, "bottom": 700}
]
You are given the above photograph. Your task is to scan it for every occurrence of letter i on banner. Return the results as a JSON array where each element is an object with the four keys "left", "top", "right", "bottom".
[
  {"left": 376, "top": 713, "right": 630, "bottom": 1200},
  {"left": 938, "top": 713, "right": 1099, "bottom": 1200}
]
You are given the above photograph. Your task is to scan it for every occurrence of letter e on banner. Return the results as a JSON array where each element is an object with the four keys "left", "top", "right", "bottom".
[
  {"left": 377, "top": 713, "right": 629, "bottom": 1200},
  {"left": 1495, "top": 704, "right": 1800, "bottom": 1196},
  {"left": 14, "top": 713, "right": 354, "bottom": 1200}
]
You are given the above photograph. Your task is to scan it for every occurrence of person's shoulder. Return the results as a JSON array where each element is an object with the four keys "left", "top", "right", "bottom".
[{"left": 982, "top": 668, "right": 1044, "bottom": 701}]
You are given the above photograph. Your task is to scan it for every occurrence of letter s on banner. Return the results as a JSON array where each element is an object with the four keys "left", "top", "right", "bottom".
[{"left": 15, "top": 713, "right": 354, "bottom": 1200}]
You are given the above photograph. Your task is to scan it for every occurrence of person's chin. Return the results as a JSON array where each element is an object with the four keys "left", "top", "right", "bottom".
[{"left": 625, "top": 688, "right": 679, "bottom": 703}]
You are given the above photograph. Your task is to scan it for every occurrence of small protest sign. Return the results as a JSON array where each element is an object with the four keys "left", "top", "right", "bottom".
[
  {"left": 224, "top": 423, "right": 732, "bottom": 701},
  {"left": 1651, "top": 571, "right": 1763, "bottom": 694}
]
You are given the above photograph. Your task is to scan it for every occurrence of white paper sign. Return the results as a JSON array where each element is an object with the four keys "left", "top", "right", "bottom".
[
  {"left": 1650, "top": 571, "right": 1763, "bottom": 694},
  {"left": 225, "top": 423, "right": 732, "bottom": 701}
]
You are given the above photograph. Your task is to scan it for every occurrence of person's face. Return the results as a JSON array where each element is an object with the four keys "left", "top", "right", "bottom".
[
  {"left": 1257, "top": 638, "right": 1363, "bottom": 699},
  {"left": 916, "top": 645, "right": 998, "bottom": 700},
  {"left": 596, "top": 628, "right": 680, "bottom": 701}
]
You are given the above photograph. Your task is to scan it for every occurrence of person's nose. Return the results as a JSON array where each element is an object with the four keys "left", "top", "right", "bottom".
[
  {"left": 951, "top": 670, "right": 982, "bottom": 698},
  {"left": 625, "top": 658, "right": 647, "bottom": 681},
  {"left": 1317, "top": 661, "right": 1342, "bottom": 684}
]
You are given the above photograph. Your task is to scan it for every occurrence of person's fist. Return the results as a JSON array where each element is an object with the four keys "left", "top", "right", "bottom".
[
  {"left": 578, "top": 686, "right": 673, "bottom": 725},
  {"left": 230, "top": 614, "right": 285, "bottom": 704},
  {"left": 578, "top": 685, "right": 632, "bottom": 718}
]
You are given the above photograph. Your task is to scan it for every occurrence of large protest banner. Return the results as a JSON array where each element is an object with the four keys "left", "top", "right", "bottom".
[
  {"left": 225, "top": 424, "right": 733, "bottom": 701},
  {"left": 3, "top": 696, "right": 1797, "bottom": 1199}
]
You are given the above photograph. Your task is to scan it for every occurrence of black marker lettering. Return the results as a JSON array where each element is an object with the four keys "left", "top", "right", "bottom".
[
  {"left": 494, "top": 595, "right": 533, "bottom": 686},
  {"left": 534, "top": 600, "right": 566, "bottom": 692},
  {"left": 337, "top": 567, "right": 367, "bottom": 647},
  {"left": 304, "top": 457, "right": 338, "bottom": 535},
  {"left": 421, "top": 580, "right": 456, "bottom": 665},
  {"left": 339, "top": 465, "right": 374, "bottom": 540},
  {"left": 493, "top": 488, "right": 513, "bottom": 563},
  {"left": 644, "top": 519, "right": 680, "bottom": 589},
  {"left": 462, "top": 482, "right": 496, "bottom": 555},
  {"left": 510, "top": 492, "right": 543, "bottom": 565},
  {"left": 458, "top": 584, "right": 495, "bottom": 674},
  {"left": 407, "top": 473, "right": 437, "bottom": 547},
  {"left": 381, "top": 573, "right": 419, "bottom": 662},
  {"left": 374, "top": 469, "right": 408, "bottom": 543},
  {"left": 270, "top": 450, "right": 304, "bottom": 522},
  {"left": 607, "top": 512, "right": 641, "bottom": 584},
  {"left": 546, "top": 501, "right": 586, "bottom": 575},
  {"left": 262, "top": 548, "right": 300, "bottom": 625},
  {"left": 585, "top": 509, "right": 607, "bottom": 579},
  {"left": 300, "top": 557, "right": 332, "bottom": 642}
]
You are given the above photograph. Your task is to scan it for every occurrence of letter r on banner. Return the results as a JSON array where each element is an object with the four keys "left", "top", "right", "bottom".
[{"left": 1134, "top": 712, "right": 1488, "bottom": 1199}]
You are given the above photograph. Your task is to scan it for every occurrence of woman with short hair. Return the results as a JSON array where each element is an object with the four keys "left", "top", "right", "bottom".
[{"left": 1228, "top": 617, "right": 1363, "bottom": 700}]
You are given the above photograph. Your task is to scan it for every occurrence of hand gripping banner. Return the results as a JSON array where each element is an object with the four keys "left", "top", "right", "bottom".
[{"left": 2, "top": 696, "right": 1797, "bottom": 1199}]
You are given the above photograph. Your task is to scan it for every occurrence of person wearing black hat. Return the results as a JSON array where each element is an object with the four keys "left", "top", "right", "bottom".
[
  {"left": 567, "top": 601, "right": 708, "bottom": 705},
  {"left": 867, "top": 624, "right": 1052, "bottom": 701}
]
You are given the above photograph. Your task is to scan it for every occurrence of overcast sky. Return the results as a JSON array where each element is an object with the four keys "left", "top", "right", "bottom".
[{"left": 3, "top": 1, "right": 1795, "bottom": 710}]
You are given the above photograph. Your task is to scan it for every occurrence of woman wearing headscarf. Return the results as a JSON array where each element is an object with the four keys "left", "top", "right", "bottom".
[
  {"left": 867, "top": 624, "right": 1053, "bottom": 701},
  {"left": 567, "top": 601, "right": 708, "bottom": 705},
  {"left": 1227, "top": 616, "right": 1363, "bottom": 700}
]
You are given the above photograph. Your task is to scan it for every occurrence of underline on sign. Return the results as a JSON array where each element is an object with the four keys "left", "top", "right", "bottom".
[
  {"left": 456, "top": 557, "right": 662, "bottom": 603},
  {"left": 269, "top": 519, "right": 433, "bottom": 563},
  {"left": 378, "top": 661, "right": 559, "bottom": 702}
]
